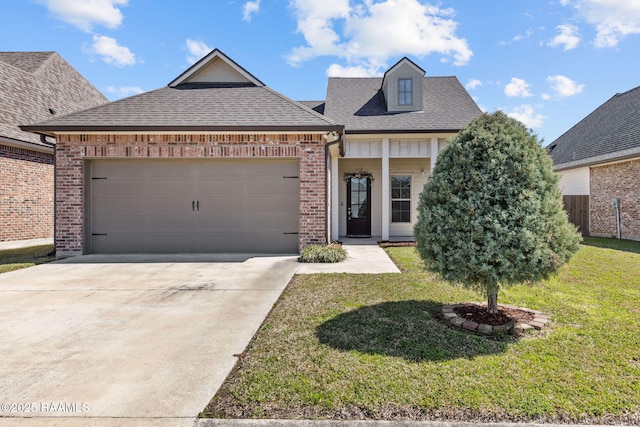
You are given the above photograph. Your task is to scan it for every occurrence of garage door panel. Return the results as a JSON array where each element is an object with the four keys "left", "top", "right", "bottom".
[
  {"left": 92, "top": 197, "right": 147, "bottom": 215},
  {"left": 89, "top": 159, "right": 300, "bottom": 254},
  {"left": 198, "top": 179, "right": 247, "bottom": 196},
  {"left": 147, "top": 161, "right": 198, "bottom": 178},
  {"left": 146, "top": 179, "right": 199, "bottom": 196},
  {"left": 250, "top": 179, "right": 298, "bottom": 195}
]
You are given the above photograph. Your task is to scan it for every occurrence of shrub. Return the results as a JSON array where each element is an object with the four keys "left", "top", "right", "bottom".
[{"left": 298, "top": 244, "right": 347, "bottom": 263}]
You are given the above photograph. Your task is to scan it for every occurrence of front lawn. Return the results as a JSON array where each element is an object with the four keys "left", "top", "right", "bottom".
[
  {"left": 0, "top": 244, "right": 55, "bottom": 274},
  {"left": 203, "top": 237, "right": 640, "bottom": 424}
]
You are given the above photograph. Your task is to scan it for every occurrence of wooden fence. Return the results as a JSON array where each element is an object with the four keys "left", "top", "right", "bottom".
[{"left": 563, "top": 195, "right": 589, "bottom": 235}]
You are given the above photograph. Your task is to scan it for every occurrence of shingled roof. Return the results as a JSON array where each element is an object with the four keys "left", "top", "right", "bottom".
[
  {"left": 549, "top": 85, "right": 640, "bottom": 170},
  {"left": 23, "top": 49, "right": 341, "bottom": 136},
  {"left": 323, "top": 76, "right": 482, "bottom": 133},
  {"left": 0, "top": 52, "right": 107, "bottom": 149}
]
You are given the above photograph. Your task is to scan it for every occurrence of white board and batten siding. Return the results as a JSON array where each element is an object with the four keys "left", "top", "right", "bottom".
[
  {"left": 557, "top": 167, "right": 590, "bottom": 195},
  {"left": 345, "top": 139, "right": 436, "bottom": 158}
]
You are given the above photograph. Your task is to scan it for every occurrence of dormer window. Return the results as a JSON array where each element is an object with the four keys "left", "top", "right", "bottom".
[
  {"left": 381, "top": 57, "right": 425, "bottom": 112},
  {"left": 398, "top": 79, "right": 413, "bottom": 106}
]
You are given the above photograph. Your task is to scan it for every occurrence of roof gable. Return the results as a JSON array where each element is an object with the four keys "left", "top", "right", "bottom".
[
  {"left": 382, "top": 57, "right": 426, "bottom": 85},
  {"left": 0, "top": 51, "right": 55, "bottom": 74},
  {"left": 169, "top": 49, "right": 264, "bottom": 87},
  {"left": 549, "top": 85, "right": 640, "bottom": 169}
]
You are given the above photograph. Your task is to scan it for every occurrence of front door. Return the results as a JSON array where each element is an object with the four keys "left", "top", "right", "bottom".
[{"left": 346, "top": 177, "right": 371, "bottom": 237}]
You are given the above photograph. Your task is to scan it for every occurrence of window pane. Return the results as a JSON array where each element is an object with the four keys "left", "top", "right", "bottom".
[
  {"left": 398, "top": 79, "right": 412, "bottom": 105},
  {"left": 391, "top": 200, "right": 411, "bottom": 223}
]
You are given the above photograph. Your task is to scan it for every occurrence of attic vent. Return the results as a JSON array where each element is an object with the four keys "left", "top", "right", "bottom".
[{"left": 48, "top": 108, "right": 56, "bottom": 115}]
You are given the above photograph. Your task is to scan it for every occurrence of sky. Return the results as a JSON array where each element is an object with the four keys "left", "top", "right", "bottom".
[{"left": 2, "top": 0, "right": 640, "bottom": 144}]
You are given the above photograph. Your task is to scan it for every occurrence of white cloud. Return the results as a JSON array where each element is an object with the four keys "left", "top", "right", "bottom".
[
  {"left": 548, "top": 24, "right": 581, "bottom": 50},
  {"left": 42, "top": 0, "right": 127, "bottom": 32},
  {"left": 466, "top": 78, "right": 482, "bottom": 90},
  {"left": 106, "top": 85, "right": 143, "bottom": 98},
  {"left": 287, "top": 0, "right": 472, "bottom": 74},
  {"left": 505, "top": 105, "right": 545, "bottom": 128},
  {"left": 242, "top": 1, "right": 261, "bottom": 22},
  {"left": 326, "top": 63, "right": 379, "bottom": 77},
  {"left": 541, "top": 93, "right": 552, "bottom": 100},
  {"left": 513, "top": 29, "right": 534, "bottom": 42},
  {"left": 563, "top": 0, "right": 640, "bottom": 47},
  {"left": 185, "top": 39, "right": 212, "bottom": 64},
  {"left": 504, "top": 78, "right": 532, "bottom": 98},
  {"left": 547, "top": 75, "right": 585, "bottom": 97},
  {"left": 86, "top": 35, "right": 136, "bottom": 66}
]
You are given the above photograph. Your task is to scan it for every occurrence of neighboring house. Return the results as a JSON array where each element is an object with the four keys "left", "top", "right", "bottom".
[
  {"left": 548, "top": 85, "right": 640, "bottom": 240},
  {"left": 0, "top": 51, "right": 107, "bottom": 243},
  {"left": 22, "top": 49, "right": 481, "bottom": 256}
]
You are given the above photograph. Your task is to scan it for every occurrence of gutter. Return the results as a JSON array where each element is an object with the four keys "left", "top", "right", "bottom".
[
  {"left": 324, "top": 131, "right": 344, "bottom": 245},
  {"left": 43, "top": 135, "right": 56, "bottom": 257}
]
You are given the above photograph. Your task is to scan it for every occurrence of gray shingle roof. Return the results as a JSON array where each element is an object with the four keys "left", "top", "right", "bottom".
[
  {"left": 1, "top": 51, "right": 107, "bottom": 148},
  {"left": 23, "top": 83, "right": 341, "bottom": 135},
  {"left": 323, "top": 76, "right": 482, "bottom": 133},
  {"left": 549, "top": 86, "right": 640, "bottom": 169}
]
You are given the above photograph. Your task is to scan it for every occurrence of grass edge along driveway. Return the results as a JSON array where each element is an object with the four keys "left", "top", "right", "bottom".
[
  {"left": 0, "top": 244, "right": 55, "bottom": 274},
  {"left": 203, "top": 237, "right": 640, "bottom": 424}
]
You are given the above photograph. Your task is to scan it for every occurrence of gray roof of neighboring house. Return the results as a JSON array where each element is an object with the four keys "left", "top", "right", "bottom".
[
  {"left": 23, "top": 83, "right": 342, "bottom": 135},
  {"left": 549, "top": 85, "right": 640, "bottom": 170},
  {"left": 323, "top": 76, "right": 482, "bottom": 133},
  {"left": 0, "top": 51, "right": 107, "bottom": 149},
  {"left": 298, "top": 101, "right": 325, "bottom": 115}
]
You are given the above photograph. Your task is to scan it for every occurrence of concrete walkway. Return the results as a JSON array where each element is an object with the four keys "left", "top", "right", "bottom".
[{"left": 295, "top": 244, "right": 400, "bottom": 274}]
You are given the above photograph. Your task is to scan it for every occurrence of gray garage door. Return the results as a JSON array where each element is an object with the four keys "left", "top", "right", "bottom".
[{"left": 87, "top": 159, "right": 300, "bottom": 254}]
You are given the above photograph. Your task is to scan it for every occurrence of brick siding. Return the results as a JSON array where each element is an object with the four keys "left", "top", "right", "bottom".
[
  {"left": 590, "top": 158, "right": 640, "bottom": 240},
  {"left": 0, "top": 144, "right": 54, "bottom": 241},
  {"left": 55, "top": 133, "right": 327, "bottom": 256}
]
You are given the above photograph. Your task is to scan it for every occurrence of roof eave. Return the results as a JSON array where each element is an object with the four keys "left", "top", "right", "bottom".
[
  {"left": 345, "top": 128, "right": 461, "bottom": 135},
  {"left": 20, "top": 124, "right": 345, "bottom": 135},
  {"left": 553, "top": 145, "right": 640, "bottom": 171}
]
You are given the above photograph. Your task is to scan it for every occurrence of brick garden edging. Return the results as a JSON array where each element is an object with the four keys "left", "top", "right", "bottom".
[{"left": 442, "top": 303, "right": 550, "bottom": 335}]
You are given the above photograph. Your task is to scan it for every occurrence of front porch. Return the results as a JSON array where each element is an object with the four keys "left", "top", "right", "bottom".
[{"left": 329, "top": 136, "right": 452, "bottom": 243}]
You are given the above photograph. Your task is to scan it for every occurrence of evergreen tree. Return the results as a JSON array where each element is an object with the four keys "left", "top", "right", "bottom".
[{"left": 414, "top": 111, "right": 581, "bottom": 313}]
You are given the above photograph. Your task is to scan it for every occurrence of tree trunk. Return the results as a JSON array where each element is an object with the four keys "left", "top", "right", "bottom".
[{"left": 487, "top": 287, "right": 499, "bottom": 314}]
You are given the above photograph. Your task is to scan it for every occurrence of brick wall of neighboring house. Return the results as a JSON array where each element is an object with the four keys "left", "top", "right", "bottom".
[
  {"left": 55, "top": 133, "right": 328, "bottom": 256},
  {"left": 0, "top": 144, "right": 54, "bottom": 241},
  {"left": 590, "top": 158, "right": 640, "bottom": 240}
]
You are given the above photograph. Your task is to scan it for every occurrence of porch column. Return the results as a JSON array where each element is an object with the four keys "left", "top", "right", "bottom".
[
  {"left": 331, "top": 155, "right": 340, "bottom": 241},
  {"left": 430, "top": 137, "right": 439, "bottom": 172},
  {"left": 382, "top": 138, "right": 390, "bottom": 240}
]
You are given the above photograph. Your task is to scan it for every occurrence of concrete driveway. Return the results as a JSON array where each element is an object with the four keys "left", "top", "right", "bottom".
[{"left": 0, "top": 254, "right": 301, "bottom": 426}]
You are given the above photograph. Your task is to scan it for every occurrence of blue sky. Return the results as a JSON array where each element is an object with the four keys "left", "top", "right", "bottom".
[{"left": 3, "top": 0, "right": 640, "bottom": 144}]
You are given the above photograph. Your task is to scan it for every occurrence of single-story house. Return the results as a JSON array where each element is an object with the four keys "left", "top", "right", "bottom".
[
  {"left": 548, "top": 85, "right": 640, "bottom": 240},
  {"left": 22, "top": 49, "right": 482, "bottom": 256},
  {"left": 0, "top": 51, "right": 107, "bottom": 242}
]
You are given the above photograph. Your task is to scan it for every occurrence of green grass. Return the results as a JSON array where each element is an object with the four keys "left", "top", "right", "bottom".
[
  {"left": 202, "top": 238, "right": 640, "bottom": 423},
  {"left": 0, "top": 245, "right": 55, "bottom": 274}
]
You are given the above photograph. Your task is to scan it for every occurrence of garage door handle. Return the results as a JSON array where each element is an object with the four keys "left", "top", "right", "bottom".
[
  {"left": 197, "top": 200, "right": 200, "bottom": 211},
  {"left": 192, "top": 200, "right": 195, "bottom": 211}
]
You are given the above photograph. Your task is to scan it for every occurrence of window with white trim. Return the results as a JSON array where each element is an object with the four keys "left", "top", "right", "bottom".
[
  {"left": 398, "top": 78, "right": 413, "bottom": 106},
  {"left": 391, "top": 176, "right": 411, "bottom": 223}
]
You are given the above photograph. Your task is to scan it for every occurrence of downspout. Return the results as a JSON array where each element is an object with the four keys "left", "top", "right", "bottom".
[
  {"left": 324, "top": 132, "right": 343, "bottom": 245},
  {"left": 44, "top": 134, "right": 56, "bottom": 257}
]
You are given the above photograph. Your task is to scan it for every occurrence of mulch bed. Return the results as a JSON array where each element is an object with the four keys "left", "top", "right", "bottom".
[{"left": 454, "top": 304, "right": 535, "bottom": 326}]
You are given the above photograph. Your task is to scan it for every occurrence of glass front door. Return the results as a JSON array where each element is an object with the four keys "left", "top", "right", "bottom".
[{"left": 346, "top": 177, "right": 371, "bottom": 237}]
